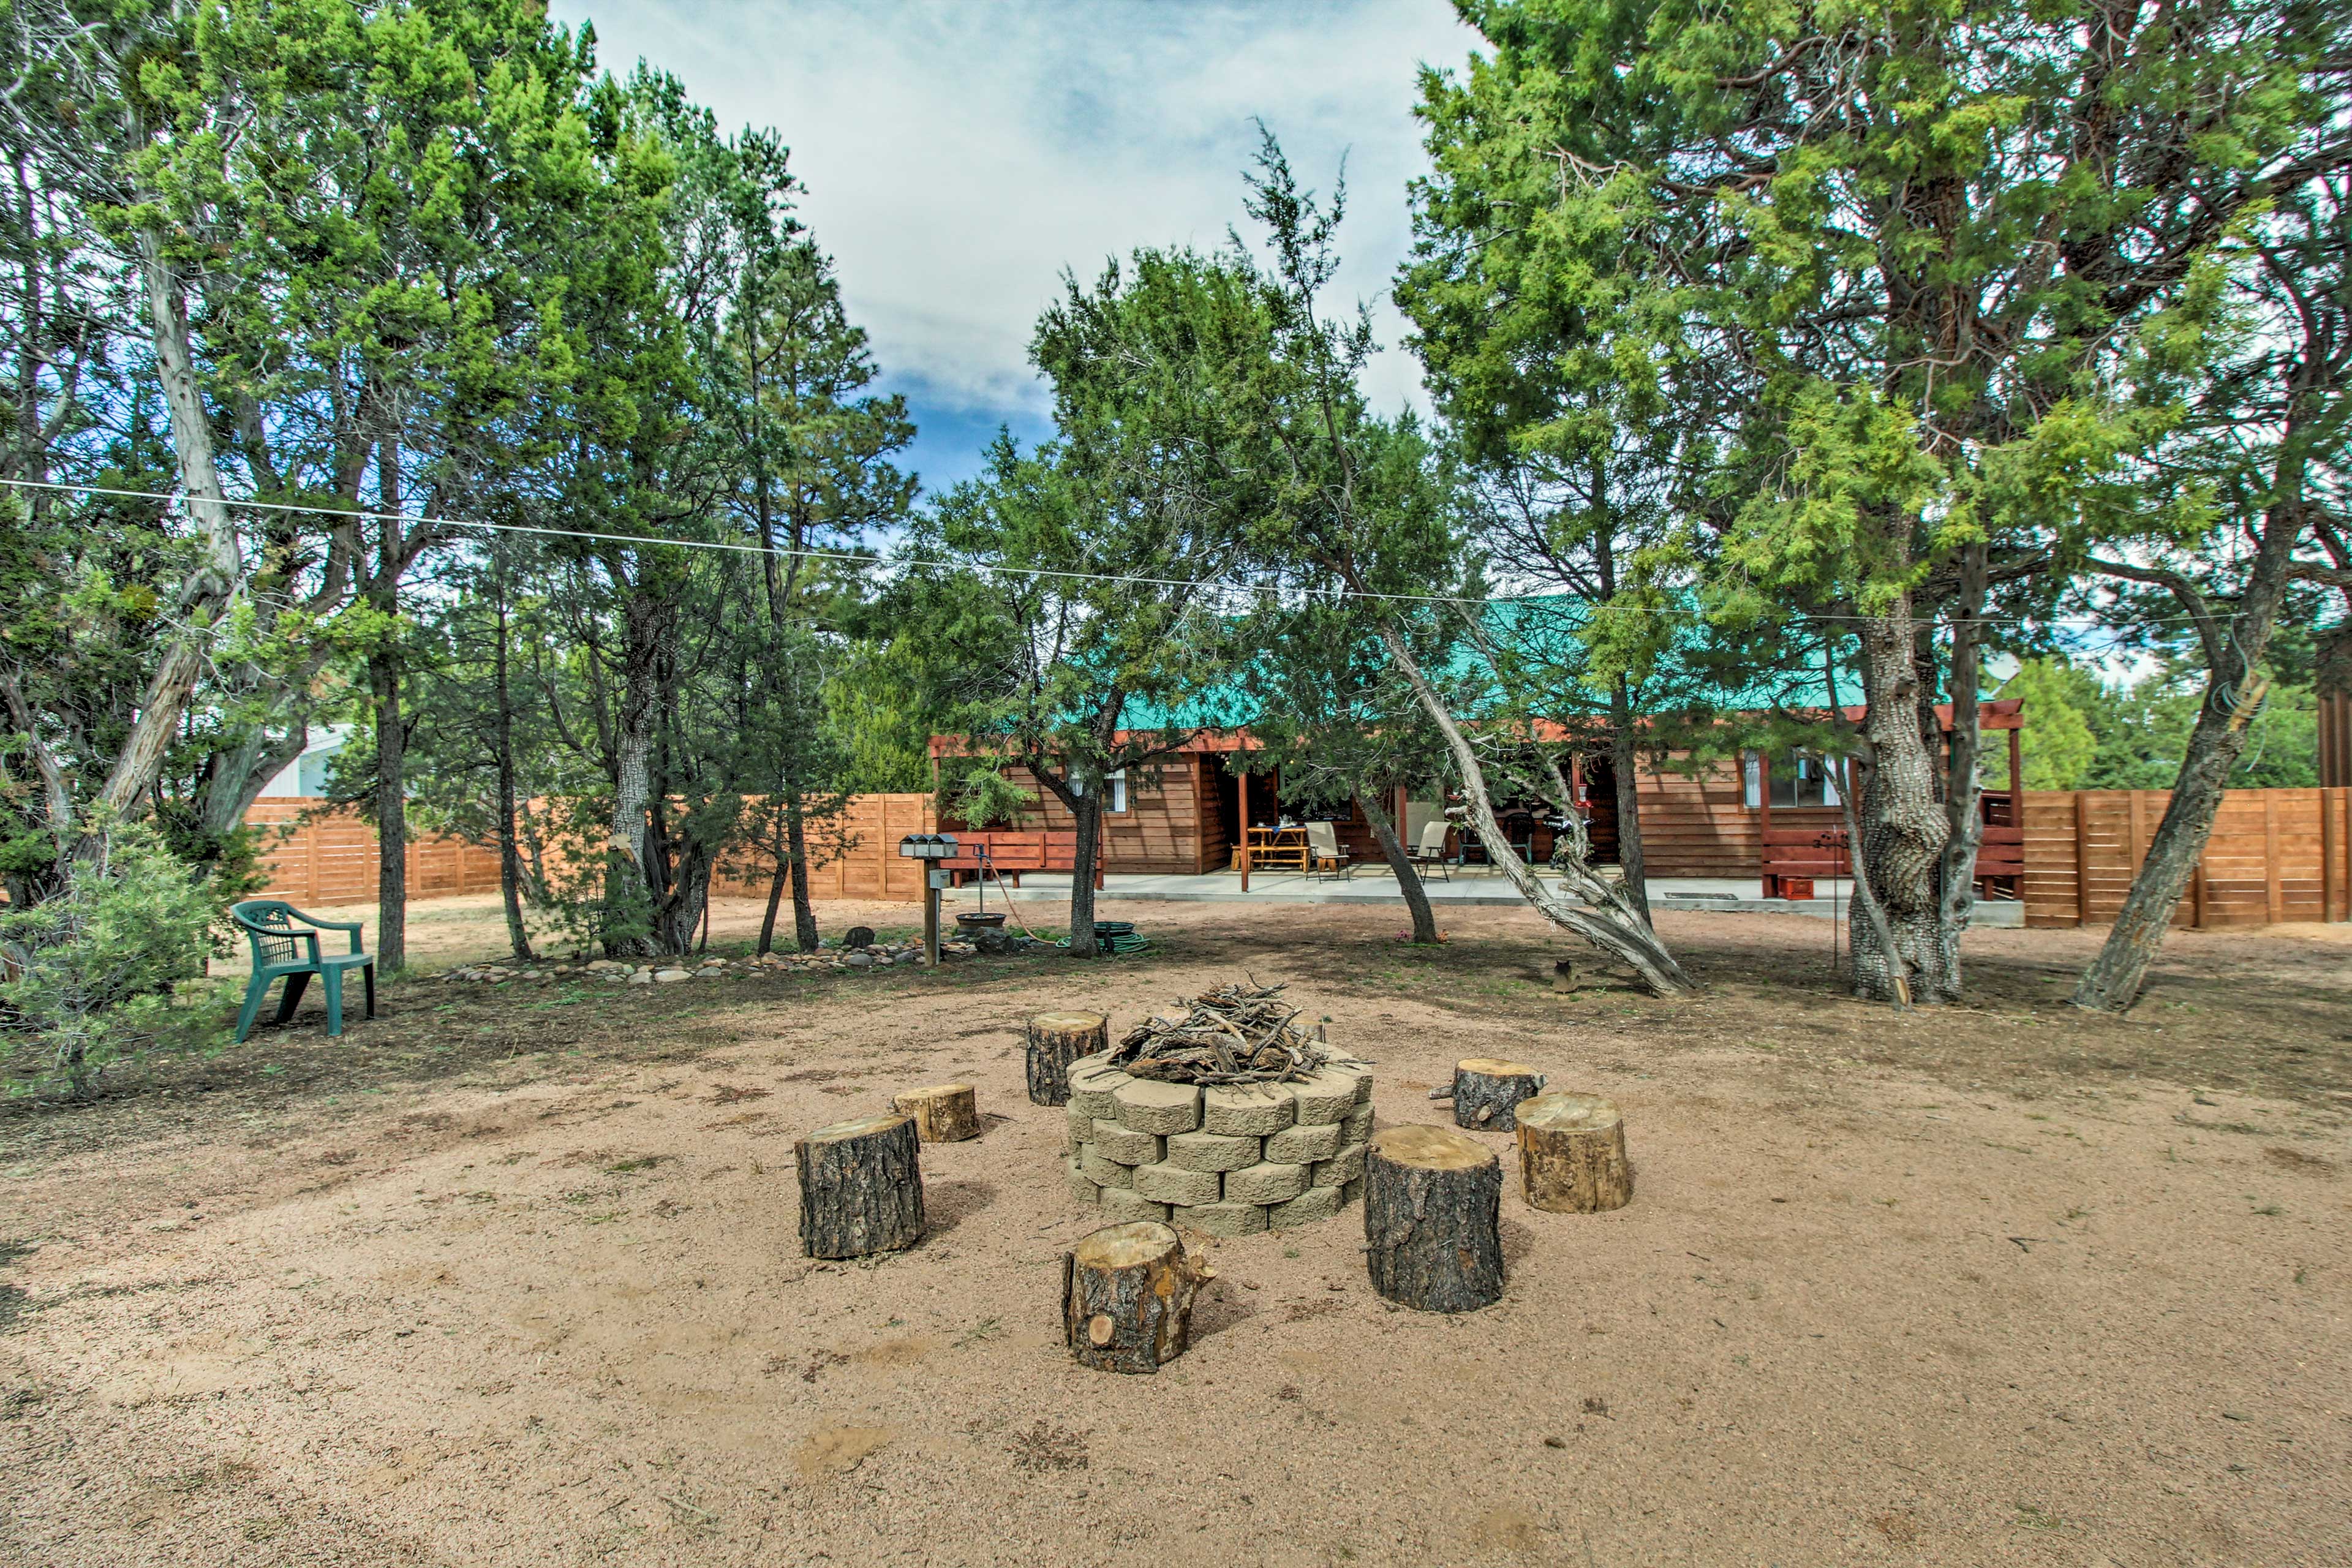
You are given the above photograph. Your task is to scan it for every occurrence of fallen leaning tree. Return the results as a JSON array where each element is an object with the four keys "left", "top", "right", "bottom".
[{"left": 1370, "top": 620, "right": 1698, "bottom": 997}]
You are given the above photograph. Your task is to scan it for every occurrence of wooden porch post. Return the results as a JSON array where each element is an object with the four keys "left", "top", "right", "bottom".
[
  {"left": 2007, "top": 722, "right": 2022, "bottom": 808},
  {"left": 1756, "top": 750, "right": 1774, "bottom": 898},
  {"left": 1237, "top": 769, "right": 1251, "bottom": 892}
]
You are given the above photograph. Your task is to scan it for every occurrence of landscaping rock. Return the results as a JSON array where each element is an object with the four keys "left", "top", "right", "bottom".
[
  {"left": 1110, "top": 1078, "right": 1202, "bottom": 1136},
  {"left": 1201, "top": 1084, "right": 1296, "bottom": 1136},
  {"left": 1065, "top": 1159, "right": 1101, "bottom": 1207},
  {"left": 1180, "top": 1201, "right": 1268, "bottom": 1238},
  {"left": 1224, "top": 1161, "right": 1310, "bottom": 1205},
  {"left": 653, "top": 968, "right": 692, "bottom": 983},
  {"left": 1313, "top": 1142, "right": 1368, "bottom": 1188},
  {"left": 1096, "top": 1188, "right": 1169, "bottom": 1226},
  {"left": 1091, "top": 1121, "right": 1165, "bottom": 1167},
  {"left": 1288, "top": 1069, "right": 1358, "bottom": 1126},
  {"left": 1079, "top": 1146, "right": 1136, "bottom": 1189},
  {"left": 1267, "top": 1184, "right": 1344, "bottom": 1229},
  {"left": 1131, "top": 1161, "right": 1223, "bottom": 1206},
  {"left": 1265, "top": 1121, "right": 1343, "bottom": 1164},
  {"left": 1163, "top": 1130, "right": 1259, "bottom": 1173}
]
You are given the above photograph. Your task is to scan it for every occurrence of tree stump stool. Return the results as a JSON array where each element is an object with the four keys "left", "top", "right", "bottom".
[
  {"left": 1026, "top": 1010, "right": 1109, "bottom": 1106},
  {"left": 1450, "top": 1058, "right": 1547, "bottom": 1132},
  {"left": 892, "top": 1084, "right": 981, "bottom": 1143},
  {"left": 1515, "top": 1092, "right": 1632, "bottom": 1213},
  {"left": 1363, "top": 1124, "right": 1504, "bottom": 1313},
  {"left": 794, "top": 1112, "right": 926, "bottom": 1259},
  {"left": 1060, "top": 1221, "right": 1208, "bottom": 1373}
]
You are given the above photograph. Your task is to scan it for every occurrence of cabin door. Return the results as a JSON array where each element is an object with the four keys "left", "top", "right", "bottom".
[{"left": 1580, "top": 754, "right": 1623, "bottom": 865}]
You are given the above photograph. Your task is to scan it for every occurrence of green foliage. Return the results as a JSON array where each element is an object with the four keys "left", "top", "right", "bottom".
[
  {"left": 1992, "top": 657, "right": 2321, "bottom": 791},
  {"left": 820, "top": 642, "right": 932, "bottom": 794},
  {"left": 1993, "top": 660, "right": 2099, "bottom": 791},
  {"left": 938, "top": 759, "right": 1038, "bottom": 829},
  {"left": 0, "top": 823, "right": 224, "bottom": 1096}
]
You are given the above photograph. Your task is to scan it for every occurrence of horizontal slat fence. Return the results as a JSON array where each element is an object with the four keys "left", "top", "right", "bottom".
[
  {"left": 710, "top": 793, "right": 936, "bottom": 902},
  {"left": 244, "top": 800, "right": 505, "bottom": 905},
  {"left": 2021, "top": 788, "right": 2350, "bottom": 930},
  {"left": 252, "top": 793, "right": 937, "bottom": 907}
]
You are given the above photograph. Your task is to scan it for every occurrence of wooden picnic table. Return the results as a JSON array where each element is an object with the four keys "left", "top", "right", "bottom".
[{"left": 1238, "top": 824, "right": 1309, "bottom": 889}]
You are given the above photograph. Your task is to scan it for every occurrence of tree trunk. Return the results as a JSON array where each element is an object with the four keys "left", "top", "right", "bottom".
[
  {"left": 1608, "top": 677, "right": 1652, "bottom": 924},
  {"left": 604, "top": 588, "right": 662, "bottom": 957},
  {"left": 1357, "top": 789, "right": 1438, "bottom": 943},
  {"left": 1060, "top": 1221, "right": 1205, "bottom": 1373},
  {"left": 493, "top": 582, "right": 533, "bottom": 962},
  {"left": 893, "top": 1084, "right": 981, "bottom": 1144},
  {"left": 785, "top": 777, "right": 820, "bottom": 952},
  {"left": 2075, "top": 494, "right": 2308, "bottom": 1012},
  {"left": 1515, "top": 1093, "right": 1632, "bottom": 1213},
  {"left": 1362, "top": 1125, "right": 1504, "bottom": 1313},
  {"left": 1067, "top": 790, "right": 1103, "bottom": 957},
  {"left": 1027, "top": 1010, "right": 1110, "bottom": 1106},
  {"left": 1447, "top": 1058, "right": 1547, "bottom": 1133},
  {"left": 1371, "top": 620, "right": 1695, "bottom": 994},
  {"left": 92, "top": 224, "right": 244, "bottom": 832},
  {"left": 1847, "top": 604, "right": 1952, "bottom": 1004},
  {"left": 1931, "top": 543, "right": 1990, "bottom": 1002},
  {"left": 758, "top": 862, "right": 787, "bottom": 956},
  {"left": 794, "top": 1112, "right": 926, "bottom": 1259},
  {"left": 371, "top": 443, "right": 407, "bottom": 973}
]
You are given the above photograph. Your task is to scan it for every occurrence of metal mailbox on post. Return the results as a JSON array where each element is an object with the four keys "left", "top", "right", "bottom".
[{"left": 897, "top": 834, "right": 959, "bottom": 966}]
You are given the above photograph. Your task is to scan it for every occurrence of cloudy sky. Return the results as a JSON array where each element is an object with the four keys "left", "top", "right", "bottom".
[{"left": 548, "top": 0, "right": 1481, "bottom": 492}]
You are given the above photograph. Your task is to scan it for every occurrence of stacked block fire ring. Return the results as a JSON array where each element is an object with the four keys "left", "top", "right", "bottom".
[{"left": 1053, "top": 982, "right": 1374, "bottom": 1236}]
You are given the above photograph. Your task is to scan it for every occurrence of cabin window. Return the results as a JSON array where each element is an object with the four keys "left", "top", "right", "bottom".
[
  {"left": 1745, "top": 750, "right": 1841, "bottom": 807},
  {"left": 1072, "top": 769, "right": 1127, "bottom": 813}
]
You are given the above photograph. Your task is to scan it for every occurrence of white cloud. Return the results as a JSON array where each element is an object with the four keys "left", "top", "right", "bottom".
[{"left": 550, "top": 1, "right": 1479, "bottom": 420}]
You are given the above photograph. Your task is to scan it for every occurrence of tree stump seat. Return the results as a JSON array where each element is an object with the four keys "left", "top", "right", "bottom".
[
  {"left": 794, "top": 1112, "right": 925, "bottom": 1258},
  {"left": 1362, "top": 1124, "right": 1504, "bottom": 1313}
]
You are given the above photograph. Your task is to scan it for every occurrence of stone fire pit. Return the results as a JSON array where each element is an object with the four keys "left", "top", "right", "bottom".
[{"left": 1063, "top": 1051, "right": 1374, "bottom": 1236}]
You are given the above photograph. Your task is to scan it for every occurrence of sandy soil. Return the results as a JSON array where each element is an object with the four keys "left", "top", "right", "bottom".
[{"left": 3, "top": 899, "right": 2348, "bottom": 1567}]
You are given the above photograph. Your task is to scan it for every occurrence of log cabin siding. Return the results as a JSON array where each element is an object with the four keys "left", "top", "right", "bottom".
[
  {"left": 953, "top": 758, "right": 1221, "bottom": 874},
  {"left": 1629, "top": 757, "right": 1841, "bottom": 878}
]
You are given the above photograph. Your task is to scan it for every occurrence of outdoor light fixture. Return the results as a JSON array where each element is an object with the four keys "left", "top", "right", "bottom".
[{"left": 897, "top": 833, "right": 959, "bottom": 861}]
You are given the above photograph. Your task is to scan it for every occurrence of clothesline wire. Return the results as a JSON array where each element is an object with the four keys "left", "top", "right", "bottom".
[{"left": 0, "top": 474, "right": 2246, "bottom": 631}]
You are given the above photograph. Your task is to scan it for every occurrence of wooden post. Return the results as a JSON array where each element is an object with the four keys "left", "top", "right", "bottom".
[
  {"left": 892, "top": 1084, "right": 980, "bottom": 1143},
  {"left": 2325, "top": 788, "right": 2345, "bottom": 922},
  {"left": 1061, "top": 1221, "right": 1206, "bottom": 1373},
  {"left": 1237, "top": 771, "right": 1251, "bottom": 891},
  {"left": 1363, "top": 1125, "right": 1504, "bottom": 1314},
  {"left": 1446, "top": 1058, "right": 1547, "bottom": 1133},
  {"left": 922, "top": 869, "right": 941, "bottom": 965},
  {"left": 1756, "top": 749, "right": 1774, "bottom": 898},
  {"left": 794, "top": 1112, "right": 926, "bottom": 1259},
  {"left": 2074, "top": 793, "right": 2092, "bottom": 925},
  {"left": 1515, "top": 1093, "right": 1633, "bottom": 1213},
  {"left": 1025, "top": 1010, "right": 1109, "bottom": 1106},
  {"left": 2264, "top": 793, "right": 2283, "bottom": 925},
  {"left": 2007, "top": 724, "right": 2023, "bottom": 807}
]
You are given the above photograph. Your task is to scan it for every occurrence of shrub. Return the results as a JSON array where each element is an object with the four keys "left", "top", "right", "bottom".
[{"left": 0, "top": 822, "right": 223, "bottom": 1096}]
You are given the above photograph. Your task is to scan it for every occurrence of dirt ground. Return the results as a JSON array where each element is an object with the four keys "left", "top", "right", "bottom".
[{"left": 2, "top": 896, "right": 2347, "bottom": 1567}]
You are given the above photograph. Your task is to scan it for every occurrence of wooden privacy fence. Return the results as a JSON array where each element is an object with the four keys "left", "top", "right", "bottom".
[
  {"left": 710, "top": 794, "right": 937, "bottom": 902},
  {"left": 250, "top": 793, "right": 940, "bottom": 907},
  {"left": 2021, "top": 788, "right": 2351, "bottom": 930},
  {"left": 244, "top": 799, "right": 504, "bottom": 905}
]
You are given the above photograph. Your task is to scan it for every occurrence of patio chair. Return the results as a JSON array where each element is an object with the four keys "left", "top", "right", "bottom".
[
  {"left": 230, "top": 900, "right": 377, "bottom": 1042},
  {"left": 1304, "top": 820, "right": 1351, "bottom": 880},
  {"left": 1404, "top": 820, "right": 1452, "bottom": 881}
]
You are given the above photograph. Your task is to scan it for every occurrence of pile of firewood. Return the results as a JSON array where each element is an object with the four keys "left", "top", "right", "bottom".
[{"left": 1110, "top": 979, "right": 1330, "bottom": 1086}]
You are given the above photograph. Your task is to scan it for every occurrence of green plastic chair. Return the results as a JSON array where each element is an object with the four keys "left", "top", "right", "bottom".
[{"left": 230, "top": 900, "right": 376, "bottom": 1042}]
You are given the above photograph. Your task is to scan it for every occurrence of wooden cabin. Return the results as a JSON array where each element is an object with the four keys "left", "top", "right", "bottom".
[{"left": 928, "top": 698, "right": 2028, "bottom": 889}]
